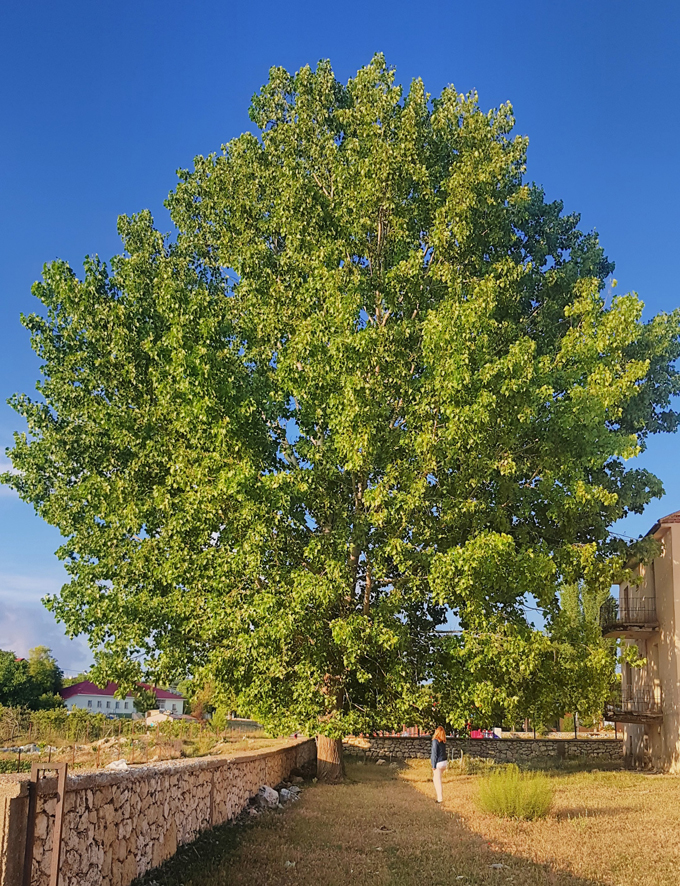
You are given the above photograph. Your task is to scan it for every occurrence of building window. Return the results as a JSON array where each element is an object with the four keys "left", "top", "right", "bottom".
[
  {"left": 97, "top": 700, "right": 102, "bottom": 708},
  {"left": 115, "top": 701, "right": 120, "bottom": 709},
  {"left": 124, "top": 702, "right": 129, "bottom": 710},
  {"left": 159, "top": 700, "right": 165, "bottom": 708},
  {"left": 172, "top": 704, "right": 177, "bottom": 712},
  {"left": 87, "top": 700, "right": 92, "bottom": 708},
  {"left": 106, "top": 701, "right": 111, "bottom": 709}
]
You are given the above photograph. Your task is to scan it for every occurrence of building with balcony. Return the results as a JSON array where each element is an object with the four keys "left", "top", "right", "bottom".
[{"left": 603, "top": 509, "right": 680, "bottom": 770}]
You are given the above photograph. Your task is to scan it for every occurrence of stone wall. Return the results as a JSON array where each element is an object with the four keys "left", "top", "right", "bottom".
[
  {"left": 343, "top": 735, "right": 623, "bottom": 764},
  {"left": 0, "top": 738, "right": 315, "bottom": 886}
]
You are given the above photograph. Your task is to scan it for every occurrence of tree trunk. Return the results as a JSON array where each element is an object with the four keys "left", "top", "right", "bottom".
[{"left": 316, "top": 735, "right": 345, "bottom": 783}]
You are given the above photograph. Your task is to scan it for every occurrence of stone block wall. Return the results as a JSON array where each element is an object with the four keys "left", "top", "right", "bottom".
[
  {"left": 343, "top": 735, "right": 623, "bottom": 764},
  {"left": 0, "top": 738, "right": 315, "bottom": 886}
]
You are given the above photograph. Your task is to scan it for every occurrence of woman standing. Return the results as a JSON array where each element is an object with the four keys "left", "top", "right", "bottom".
[{"left": 431, "top": 725, "right": 447, "bottom": 803}]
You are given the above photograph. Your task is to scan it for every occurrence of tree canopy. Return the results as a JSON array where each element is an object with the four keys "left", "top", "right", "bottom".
[
  {"left": 4, "top": 57, "right": 680, "bottom": 751},
  {"left": 0, "top": 646, "right": 63, "bottom": 710}
]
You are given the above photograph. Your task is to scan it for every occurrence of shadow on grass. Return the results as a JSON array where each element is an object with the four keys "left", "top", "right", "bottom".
[
  {"left": 133, "top": 763, "right": 608, "bottom": 886},
  {"left": 132, "top": 810, "right": 259, "bottom": 886}
]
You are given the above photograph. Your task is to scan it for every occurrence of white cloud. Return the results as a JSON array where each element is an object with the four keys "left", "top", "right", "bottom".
[
  {"left": 0, "top": 597, "right": 93, "bottom": 674},
  {"left": 0, "top": 570, "right": 93, "bottom": 673},
  {"left": 0, "top": 571, "right": 64, "bottom": 601}
]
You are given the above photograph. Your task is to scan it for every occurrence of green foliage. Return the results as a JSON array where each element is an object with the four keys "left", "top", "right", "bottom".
[
  {"left": 27, "top": 646, "right": 63, "bottom": 695},
  {"left": 209, "top": 708, "right": 235, "bottom": 732},
  {"left": 435, "top": 577, "right": 620, "bottom": 730},
  {"left": 0, "top": 651, "right": 31, "bottom": 707},
  {"left": 3, "top": 56, "right": 680, "bottom": 738},
  {"left": 434, "top": 623, "right": 554, "bottom": 729},
  {"left": 542, "top": 581, "right": 619, "bottom": 727},
  {"left": 562, "top": 713, "right": 576, "bottom": 733},
  {"left": 0, "top": 706, "right": 113, "bottom": 742},
  {"left": 62, "top": 671, "right": 92, "bottom": 687},
  {"left": 30, "top": 707, "right": 111, "bottom": 740},
  {"left": 0, "top": 647, "right": 63, "bottom": 710},
  {"left": 0, "top": 704, "right": 229, "bottom": 745},
  {"left": 0, "top": 759, "right": 32, "bottom": 773},
  {"left": 177, "top": 679, "right": 231, "bottom": 720},
  {"left": 133, "top": 686, "right": 158, "bottom": 714},
  {"left": 477, "top": 765, "right": 554, "bottom": 819}
]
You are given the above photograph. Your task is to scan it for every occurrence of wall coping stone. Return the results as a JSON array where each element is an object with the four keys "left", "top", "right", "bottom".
[{"left": 0, "top": 737, "right": 313, "bottom": 798}]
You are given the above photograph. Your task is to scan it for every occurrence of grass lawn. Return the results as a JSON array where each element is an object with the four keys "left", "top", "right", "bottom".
[{"left": 136, "top": 760, "right": 680, "bottom": 886}]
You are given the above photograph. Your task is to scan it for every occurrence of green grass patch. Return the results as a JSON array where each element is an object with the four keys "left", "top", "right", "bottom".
[
  {"left": 0, "top": 757, "right": 31, "bottom": 773},
  {"left": 477, "top": 764, "right": 553, "bottom": 820}
]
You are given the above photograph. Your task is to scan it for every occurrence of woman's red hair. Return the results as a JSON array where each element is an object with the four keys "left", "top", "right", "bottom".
[{"left": 433, "top": 726, "right": 446, "bottom": 742}]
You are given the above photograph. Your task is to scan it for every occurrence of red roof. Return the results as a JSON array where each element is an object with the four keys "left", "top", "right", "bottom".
[
  {"left": 60, "top": 681, "right": 183, "bottom": 701},
  {"left": 647, "top": 509, "right": 680, "bottom": 536}
]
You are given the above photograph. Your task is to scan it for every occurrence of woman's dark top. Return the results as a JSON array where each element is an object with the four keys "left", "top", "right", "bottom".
[{"left": 431, "top": 738, "right": 447, "bottom": 768}]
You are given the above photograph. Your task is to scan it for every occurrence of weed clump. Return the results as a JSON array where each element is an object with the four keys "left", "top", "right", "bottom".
[
  {"left": 477, "top": 764, "right": 553, "bottom": 820},
  {"left": 451, "top": 755, "right": 500, "bottom": 776}
]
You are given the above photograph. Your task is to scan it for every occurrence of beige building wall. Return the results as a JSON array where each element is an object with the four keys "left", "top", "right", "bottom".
[{"left": 622, "top": 515, "right": 680, "bottom": 771}]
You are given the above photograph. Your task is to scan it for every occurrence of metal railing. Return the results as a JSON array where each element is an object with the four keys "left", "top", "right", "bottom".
[
  {"left": 620, "top": 690, "right": 662, "bottom": 714},
  {"left": 605, "top": 690, "right": 662, "bottom": 719},
  {"left": 600, "top": 597, "right": 658, "bottom": 630}
]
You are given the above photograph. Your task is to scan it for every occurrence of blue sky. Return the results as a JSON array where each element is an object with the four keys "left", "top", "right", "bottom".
[{"left": 0, "top": 1, "right": 678, "bottom": 673}]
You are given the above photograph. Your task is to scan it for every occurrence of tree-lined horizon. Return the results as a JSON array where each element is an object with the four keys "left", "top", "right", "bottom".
[{"left": 4, "top": 56, "right": 679, "bottom": 778}]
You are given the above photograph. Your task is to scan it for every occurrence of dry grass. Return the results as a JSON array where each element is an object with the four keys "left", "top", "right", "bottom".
[
  {"left": 134, "top": 760, "right": 680, "bottom": 886},
  {"left": 404, "top": 760, "right": 680, "bottom": 886}
]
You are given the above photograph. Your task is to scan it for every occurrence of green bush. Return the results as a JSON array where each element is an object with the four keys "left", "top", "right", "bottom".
[
  {"left": 31, "top": 708, "right": 114, "bottom": 741},
  {"left": 477, "top": 765, "right": 553, "bottom": 820},
  {"left": 0, "top": 758, "right": 31, "bottom": 773}
]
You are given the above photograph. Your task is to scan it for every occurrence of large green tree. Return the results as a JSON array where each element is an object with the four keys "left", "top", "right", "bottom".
[
  {"left": 0, "top": 647, "right": 63, "bottom": 710},
  {"left": 4, "top": 57, "right": 679, "bottom": 778}
]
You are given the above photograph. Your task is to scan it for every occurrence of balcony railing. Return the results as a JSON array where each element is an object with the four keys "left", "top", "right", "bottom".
[
  {"left": 600, "top": 598, "right": 658, "bottom": 634},
  {"left": 604, "top": 690, "right": 662, "bottom": 724}
]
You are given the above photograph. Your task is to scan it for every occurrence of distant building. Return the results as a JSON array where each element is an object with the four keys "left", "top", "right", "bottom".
[
  {"left": 602, "top": 509, "right": 680, "bottom": 771},
  {"left": 145, "top": 709, "right": 194, "bottom": 725},
  {"left": 59, "top": 681, "right": 185, "bottom": 717}
]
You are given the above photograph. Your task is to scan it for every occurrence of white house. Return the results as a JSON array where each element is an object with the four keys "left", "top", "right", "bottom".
[{"left": 59, "top": 681, "right": 185, "bottom": 717}]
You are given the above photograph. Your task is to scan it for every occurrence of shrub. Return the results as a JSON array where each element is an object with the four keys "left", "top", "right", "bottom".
[
  {"left": 477, "top": 764, "right": 553, "bottom": 820},
  {"left": 0, "top": 758, "right": 31, "bottom": 773}
]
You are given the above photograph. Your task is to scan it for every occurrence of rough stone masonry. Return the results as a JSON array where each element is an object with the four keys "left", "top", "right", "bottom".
[
  {"left": 0, "top": 737, "right": 315, "bottom": 886},
  {"left": 343, "top": 735, "right": 624, "bottom": 764}
]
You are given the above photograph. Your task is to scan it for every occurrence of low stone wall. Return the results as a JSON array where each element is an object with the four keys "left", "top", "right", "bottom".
[
  {"left": 344, "top": 735, "right": 623, "bottom": 764},
  {"left": 0, "top": 738, "right": 315, "bottom": 886}
]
